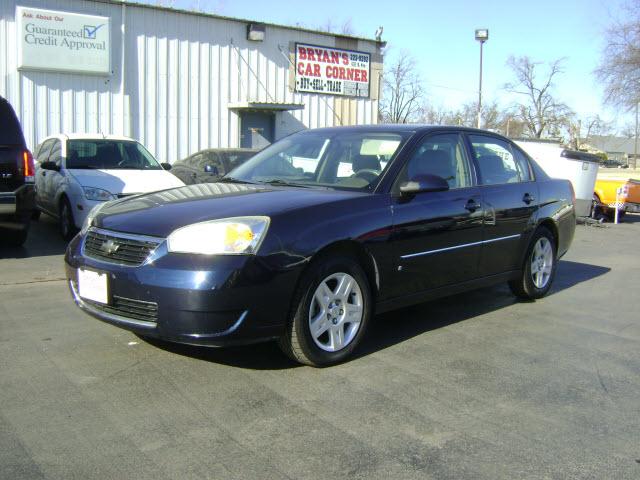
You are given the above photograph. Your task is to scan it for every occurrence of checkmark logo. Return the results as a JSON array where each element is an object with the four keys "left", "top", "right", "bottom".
[{"left": 84, "top": 24, "right": 105, "bottom": 39}]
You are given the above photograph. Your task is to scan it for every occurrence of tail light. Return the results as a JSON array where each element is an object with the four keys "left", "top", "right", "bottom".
[{"left": 21, "top": 149, "right": 35, "bottom": 182}]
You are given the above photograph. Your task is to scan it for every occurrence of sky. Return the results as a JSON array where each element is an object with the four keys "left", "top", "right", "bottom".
[{"left": 159, "top": 0, "right": 632, "bottom": 130}]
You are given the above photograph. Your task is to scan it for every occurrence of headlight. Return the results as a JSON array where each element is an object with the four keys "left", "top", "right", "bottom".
[
  {"left": 83, "top": 187, "right": 116, "bottom": 201},
  {"left": 167, "top": 216, "right": 270, "bottom": 255},
  {"left": 81, "top": 201, "right": 108, "bottom": 234}
]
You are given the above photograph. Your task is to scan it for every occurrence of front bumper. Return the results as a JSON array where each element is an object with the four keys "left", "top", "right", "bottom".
[{"left": 65, "top": 231, "right": 298, "bottom": 346}]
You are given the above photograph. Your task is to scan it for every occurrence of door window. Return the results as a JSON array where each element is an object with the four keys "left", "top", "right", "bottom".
[
  {"left": 35, "top": 139, "right": 55, "bottom": 163},
  {"left": 397, "top": 133, "right": 472, "bottom": 189},
  {"left": 49, "top": 140, "right": 62, "bottom": 167},
  {"left": 469, "top": 135, "right": 530, "bottom": 184}
]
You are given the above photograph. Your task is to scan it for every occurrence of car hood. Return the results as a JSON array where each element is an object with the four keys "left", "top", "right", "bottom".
[
  {"left": 95, "top": 182, "right": 366, "bottom": 237},
  {"left": 68, "top": 169, "right": 184, "bottom": 194}
]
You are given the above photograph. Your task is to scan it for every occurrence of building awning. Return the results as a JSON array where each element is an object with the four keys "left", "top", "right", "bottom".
[{"left": 228, "top": 101, "right": 305, "bottom": 111}]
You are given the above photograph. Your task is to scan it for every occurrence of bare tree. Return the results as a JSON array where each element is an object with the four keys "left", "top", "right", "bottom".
[
  {"left": 379, "top": 52, "right": 425, "bottom": 124},
  {"left": 621, "top": 122, "right": 637, "bottom": 138},
  {"left": 595, "top": 0, "right": 640, "bottom": 110},
  {"left": 421, "top": 101, "right": 512, "bottom": 131},
  {"left": 566, "top": 114, "right": 612, "bottom": 149},
  {"left": 420, "top": 104, "right": 451, "bottom": 125},
  {"left": 505, "top": 56, "right": 572, "bottom": 138},
  {"left": 319, "top": 18, "right": 355, "bottom": 36}
]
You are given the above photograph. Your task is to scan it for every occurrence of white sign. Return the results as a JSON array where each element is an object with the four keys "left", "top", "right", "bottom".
[
  {"left": 17, "top": 6, "right": 110, "bottom": 75},
  {"left": 295, "top": 43, "right": 370, "bottom": 98}
]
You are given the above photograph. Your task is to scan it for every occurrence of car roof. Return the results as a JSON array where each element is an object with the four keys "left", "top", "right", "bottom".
[
  {"left": 39, "top": 133, "right": 137, "bottom": 143},
  {"left": 293, "top": 124, "right": 508, "bottom": 136},
  {"left": 0, "top": 95, "right": 26, "bottom": 147}
]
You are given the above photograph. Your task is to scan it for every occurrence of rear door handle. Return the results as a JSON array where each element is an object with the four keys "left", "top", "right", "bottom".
[
  {"left": 465, "top": 199, "right": 481, "bottom": 212},
  {"left": 523, "top": 193, "right": 535, "bottom": 204}
]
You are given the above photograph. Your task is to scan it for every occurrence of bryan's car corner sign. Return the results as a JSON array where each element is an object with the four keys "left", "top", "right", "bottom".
[
  {"left": 295, "top": 43, "right": 370, "bottom": 98},
  {"left": 16, "top": 6, "right": 110, "bottom": 75}
]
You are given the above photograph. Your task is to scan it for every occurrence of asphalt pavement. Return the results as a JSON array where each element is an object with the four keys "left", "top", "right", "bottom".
[{"left": 1, "top": 214, "right": 639, "bottom": 479}]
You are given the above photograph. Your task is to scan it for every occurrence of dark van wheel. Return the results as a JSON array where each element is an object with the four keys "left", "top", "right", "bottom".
[
  {"left": 509, "top": 226, "right": 557, "bottom": 300},
  {"left": 59, "top": 198, "right": 77, "bottom": 240},
  {"left": 278, "top": 256, "right": 372, "bottom": 367}
]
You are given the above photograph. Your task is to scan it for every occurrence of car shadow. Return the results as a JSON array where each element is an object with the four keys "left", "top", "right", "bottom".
[
  {"left": 139, "top": 336, "right": 300, "bottom": 370},
  {"left": 356, "top": 260, "right": 611, "bottom": 360},
  {"left": 139, "top": 259, "right": 611, "bottom": 370},
  {"left": 0, "top": 215, "right": 68, "bottom": 259}
]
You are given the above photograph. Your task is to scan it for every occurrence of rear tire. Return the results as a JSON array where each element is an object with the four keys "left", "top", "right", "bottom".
[
  {"left": 590, "top": 193, "right": 603, "bottom": 219},
  {"left": 509, "top": 226, "right": 557, "bottom": 300},
  {"left": 3, "top": 226, "right": 29, "bottom": 247},
  {"left": 278, "top": 255, "right": 372, "bottom": 367},
  {"left": 59, "top": 198, "right": 77, "bottom": 241}
]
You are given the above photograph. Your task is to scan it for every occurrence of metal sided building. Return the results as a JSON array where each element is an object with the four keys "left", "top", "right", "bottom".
[{"left": 0, "top": 0, "right": 384, "bottom": 162}]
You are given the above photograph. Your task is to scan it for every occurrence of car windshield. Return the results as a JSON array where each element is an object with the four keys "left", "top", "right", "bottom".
[
  {"left": 226, "top": 130, "right": 411, "bottom": 190},
  {"left": 66, "top": 140, "right": 163, "bottom": 170}
]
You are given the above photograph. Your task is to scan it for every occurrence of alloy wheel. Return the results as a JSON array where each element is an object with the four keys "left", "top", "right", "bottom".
[
  {"left": 530, "top": 237, "right": 553, "bottom": 289},
  {"left": 308, "top": 272, "right": 363, "bottom": 352}
]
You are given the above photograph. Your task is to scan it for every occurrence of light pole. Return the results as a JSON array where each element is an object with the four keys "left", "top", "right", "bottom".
[
  {"left": 634, "top": 101, "right": 638, "bottom": 169},
  {"left": 475, "top": 29, "right": 489, "bottom": 129}
]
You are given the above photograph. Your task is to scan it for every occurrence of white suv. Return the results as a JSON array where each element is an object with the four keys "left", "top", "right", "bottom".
[{"left": 34, "top": 134, "right": 184, "bottom": 239}]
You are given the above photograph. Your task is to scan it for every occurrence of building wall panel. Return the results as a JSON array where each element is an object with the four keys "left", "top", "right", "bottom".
[{"left": 1, "top": 0, "right": 381, "bottom": 162}]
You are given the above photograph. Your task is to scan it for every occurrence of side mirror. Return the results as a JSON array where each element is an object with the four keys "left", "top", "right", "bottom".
[
  {"left": 399, "top": 174, "right": 449, "bottom": 196},
  {"left": 40, "top": 161, "right": 60, "bottom": 171},
  {"left": 161, "top": 162, "right": 172, "bottom": 170},
  {"left": 204, "top": 164, "right": 219, "bottom": 175}
]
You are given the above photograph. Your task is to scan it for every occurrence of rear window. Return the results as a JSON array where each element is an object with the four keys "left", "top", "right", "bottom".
[{"left": 0, "top": 96, "right": 26, "bottom": 146}]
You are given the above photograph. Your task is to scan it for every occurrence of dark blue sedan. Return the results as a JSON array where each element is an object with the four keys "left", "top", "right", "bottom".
[{"left": 65, "top": 126, "right": 576, "bottom": 366}]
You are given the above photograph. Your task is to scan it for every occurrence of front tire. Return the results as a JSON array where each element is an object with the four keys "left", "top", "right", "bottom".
[
  {"left": 278, "top": 256, "right": 372, "bottom": 367},
  {"left": 59, "top": 198, "right": 77, "bottom": 240},
  {"left": 590, "top": 193, "right": 603, "bottom": 219},
  {"left": 509, "top": 226, "right": 557, "bottom": 300}
]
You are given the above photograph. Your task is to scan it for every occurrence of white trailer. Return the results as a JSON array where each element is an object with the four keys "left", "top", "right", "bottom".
[{"left": 516, "top": 140, "right": 599, "bottom": 217}]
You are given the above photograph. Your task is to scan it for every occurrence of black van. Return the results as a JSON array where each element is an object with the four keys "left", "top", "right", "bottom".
[{"left": 0, "top": 95, "right": 35, "bottom": 246}]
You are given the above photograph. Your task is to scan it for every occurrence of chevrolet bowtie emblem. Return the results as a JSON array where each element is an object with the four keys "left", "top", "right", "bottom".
[{"left": 100, "top": 239, "right": 120, "bottom": 255}]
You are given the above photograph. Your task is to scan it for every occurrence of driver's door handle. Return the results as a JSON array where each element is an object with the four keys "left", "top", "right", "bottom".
[{"left": 523, "top": 193, "right": 535, "bottom": 204}]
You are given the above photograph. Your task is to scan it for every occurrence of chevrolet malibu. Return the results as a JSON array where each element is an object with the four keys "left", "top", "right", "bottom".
[{"left": 65, "top": 126, "right": 576, "bottom": 366}]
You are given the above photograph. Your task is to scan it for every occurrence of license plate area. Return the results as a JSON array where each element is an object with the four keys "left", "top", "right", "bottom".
[{"left": 78, "top": 268, "right": 109, "bottom": 304}]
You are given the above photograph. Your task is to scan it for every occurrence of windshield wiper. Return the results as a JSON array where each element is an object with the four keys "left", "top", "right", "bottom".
[
  {"left": 218, "top": 176, "right": 256, "bottom": 184},
  {"left": 262, "top": 179, "right": 311, "bottom": 188}
]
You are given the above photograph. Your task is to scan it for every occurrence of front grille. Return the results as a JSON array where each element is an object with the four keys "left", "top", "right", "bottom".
[
  {"left": 84, "top": 294, "right": 158, "bottom": 323},
  {"left": 83, "top": 229, "right": 161, "bottom": 266}
]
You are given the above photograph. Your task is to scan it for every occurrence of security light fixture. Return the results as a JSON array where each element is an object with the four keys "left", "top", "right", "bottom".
[
  {"left": 475, "top": 29, "right": 489, "bottom": 42},
  {"left": 247, "top": 23, "right": 266, "bottom": 42},
  {"left": 475, "top": 28, "right": 489, "bottom": 128}
]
